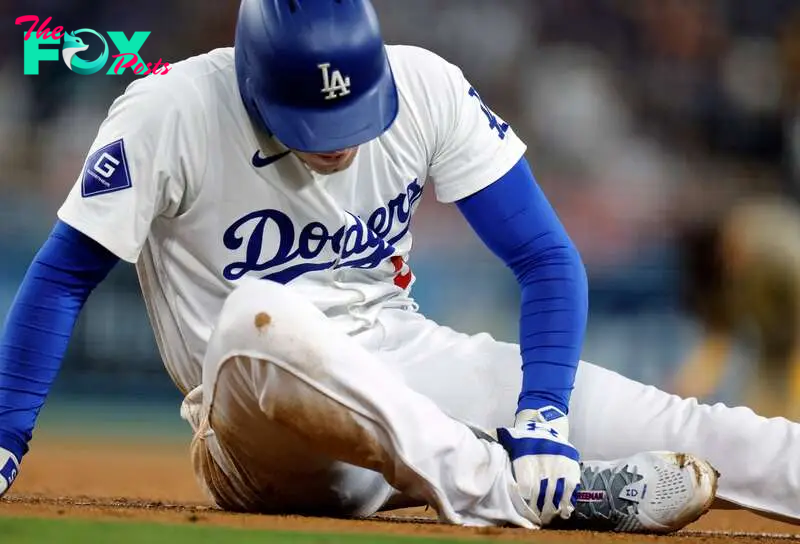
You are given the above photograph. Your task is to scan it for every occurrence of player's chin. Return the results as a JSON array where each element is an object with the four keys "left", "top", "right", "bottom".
[
  {"left": 308, "top": 162, "right": 350, "bottom": 175},
  {"left": 294, "top": 148, "right": 358, "bottom": 175}
]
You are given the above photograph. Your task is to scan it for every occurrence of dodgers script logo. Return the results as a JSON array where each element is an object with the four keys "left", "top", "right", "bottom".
[{"left": 223, "top": 179, "right": 423, "bottom": 284}]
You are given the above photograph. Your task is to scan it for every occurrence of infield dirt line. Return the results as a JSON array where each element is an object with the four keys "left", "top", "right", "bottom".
[
  {"left": 2, "top": 494, "right": 799, "bottom": 542},
  {"left": 681, "top": 531, "right": 800, "bottom": 541},
  {"left": 378, "top": 515, "right": 800, "bottom": 541}
]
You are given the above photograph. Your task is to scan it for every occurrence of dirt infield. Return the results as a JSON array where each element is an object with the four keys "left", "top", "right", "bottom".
[{"left": 3, "top": 438, "right": 800, "bottom": 543}]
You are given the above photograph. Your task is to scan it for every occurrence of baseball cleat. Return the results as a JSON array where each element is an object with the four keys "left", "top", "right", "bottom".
[{"left": 564, "top": 451, "right": 719, "bottom": 533}]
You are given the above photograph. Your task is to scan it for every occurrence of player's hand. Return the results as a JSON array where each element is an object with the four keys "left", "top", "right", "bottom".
[
  {"left": 0, "top": 447, "right": 20, "bottom": 498},
  {"left": 495, "top": 407, "right": 581, "bottom": 525}
]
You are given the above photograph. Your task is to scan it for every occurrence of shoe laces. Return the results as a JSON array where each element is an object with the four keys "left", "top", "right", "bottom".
[{"left": 574, "top": 462, "right": 644, "bottom": 524}]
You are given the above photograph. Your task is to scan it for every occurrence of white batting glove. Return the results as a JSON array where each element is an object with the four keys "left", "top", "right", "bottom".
[
  {"left": 0, "top": 447, "right": 20, "bottom": 498},
  {"left": 495, "top": 406, "right": 581, "bottom": 525}
]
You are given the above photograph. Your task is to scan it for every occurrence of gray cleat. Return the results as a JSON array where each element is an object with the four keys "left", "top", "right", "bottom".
[{"left": 563, "top": 451, "right": 719, "bottom": 533}]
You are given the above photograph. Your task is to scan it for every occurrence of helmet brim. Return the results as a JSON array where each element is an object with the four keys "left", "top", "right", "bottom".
[{"left": 252, "top": 69, "right": 399, "bottom": 154}]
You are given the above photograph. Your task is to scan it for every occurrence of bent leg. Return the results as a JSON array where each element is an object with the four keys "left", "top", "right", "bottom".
[
  {"left": 193, "top": 278, "right": 534, "bottom": 527},
  {"left": 191, "top": 356, "right": 392, "bottom": 516}
]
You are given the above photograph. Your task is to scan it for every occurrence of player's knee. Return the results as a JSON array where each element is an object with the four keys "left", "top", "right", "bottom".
[
  {"left": 220, "top": 277, "right": 317, "bottom": 327},
  {"left": 211, "top": 278, "right": 329, "bottom": 368}
]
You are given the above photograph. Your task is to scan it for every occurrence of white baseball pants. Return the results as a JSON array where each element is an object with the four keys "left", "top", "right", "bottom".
[{"left": 185, "top": 279, "right": 800, "bottom": 525}]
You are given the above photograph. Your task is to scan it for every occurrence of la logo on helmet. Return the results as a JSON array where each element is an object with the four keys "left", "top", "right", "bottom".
[{"left": 318, "top": 63, "right": 351, "bottom": 100}]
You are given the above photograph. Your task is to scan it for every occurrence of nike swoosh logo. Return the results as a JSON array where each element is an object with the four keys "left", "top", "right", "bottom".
[{"left": 252, "top": 150, "right": 291, "bottom": 168}]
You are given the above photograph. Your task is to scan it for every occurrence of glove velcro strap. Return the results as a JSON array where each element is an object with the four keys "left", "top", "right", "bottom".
[
  {"left": 516, "top": 407, "right": 569, "bottom": 440},
  {"left": 496, "top": 428, "right": 580, "bottom": 462}
]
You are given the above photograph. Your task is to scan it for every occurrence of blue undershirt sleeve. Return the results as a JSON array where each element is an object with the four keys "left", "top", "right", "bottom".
[
  {"left": 0, "top": 220, "right": 119, "bottom": 459},
  {"left": 455, "top": 157, "right": 588, "bottom": 415}
]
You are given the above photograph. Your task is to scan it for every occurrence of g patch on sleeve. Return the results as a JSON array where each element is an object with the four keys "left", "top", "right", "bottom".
[{"left": 81, "top": 139, "right": 132, "bottom": 198}]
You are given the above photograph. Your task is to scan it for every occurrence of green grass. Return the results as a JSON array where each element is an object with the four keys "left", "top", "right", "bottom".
[{"left": 0, "top": 517, "right": 482, "bottom": 544}]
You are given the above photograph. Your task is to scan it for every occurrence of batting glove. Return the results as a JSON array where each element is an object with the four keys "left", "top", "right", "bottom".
[
  {"left": 0, "top": 447, "right": 20, "bottom": 498},
  {"left": 495, "top": 406, "right": 581, "bottom": 525}
]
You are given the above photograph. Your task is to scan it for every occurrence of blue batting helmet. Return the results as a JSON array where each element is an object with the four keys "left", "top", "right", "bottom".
[{"left": 234, "top": 0, "right": 399, "bottom": 153}]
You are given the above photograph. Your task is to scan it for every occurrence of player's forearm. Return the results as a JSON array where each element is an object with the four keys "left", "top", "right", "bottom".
[
  {"left": 516, "top": 241, "right": 587, "bottom": 413},
  {"left": 456, "top": 157, "right": 588, "bottom": 415},
  {"left": 0, "top": 221, "right": 118, "bottom": 458}
]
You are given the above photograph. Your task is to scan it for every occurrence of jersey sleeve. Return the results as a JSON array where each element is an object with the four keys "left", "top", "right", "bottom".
[
  {"left": 57, "top": 75, "right": 207, "bottom": 263},
  {"left": 426, "top": 58, "right": 527, "bottom": 204}
]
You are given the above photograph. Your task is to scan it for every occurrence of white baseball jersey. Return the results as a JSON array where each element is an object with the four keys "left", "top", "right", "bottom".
[{"left": 57, "top": 45, "right": 526, "bottom": 395}]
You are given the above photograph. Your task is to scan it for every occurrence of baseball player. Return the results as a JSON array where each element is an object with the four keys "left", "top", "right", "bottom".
[
  {"left": 0, "top": 0, "right": 797, "bottom": 533},
  {"left": 674, "top": 197, "right": 800, "bottom": 419}
]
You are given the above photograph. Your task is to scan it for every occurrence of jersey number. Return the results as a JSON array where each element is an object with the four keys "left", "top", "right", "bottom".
[{"left": 468, "top": 87, "right": 508, "bottom": 140}]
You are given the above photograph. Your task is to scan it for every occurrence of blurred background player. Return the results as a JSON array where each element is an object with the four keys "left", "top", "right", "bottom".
[
  {"left": 666, "top": 0, "right": 800, "bottom": 420},
  {"left": 674, "top": 197, "right": 800, "bottom": 420}
]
